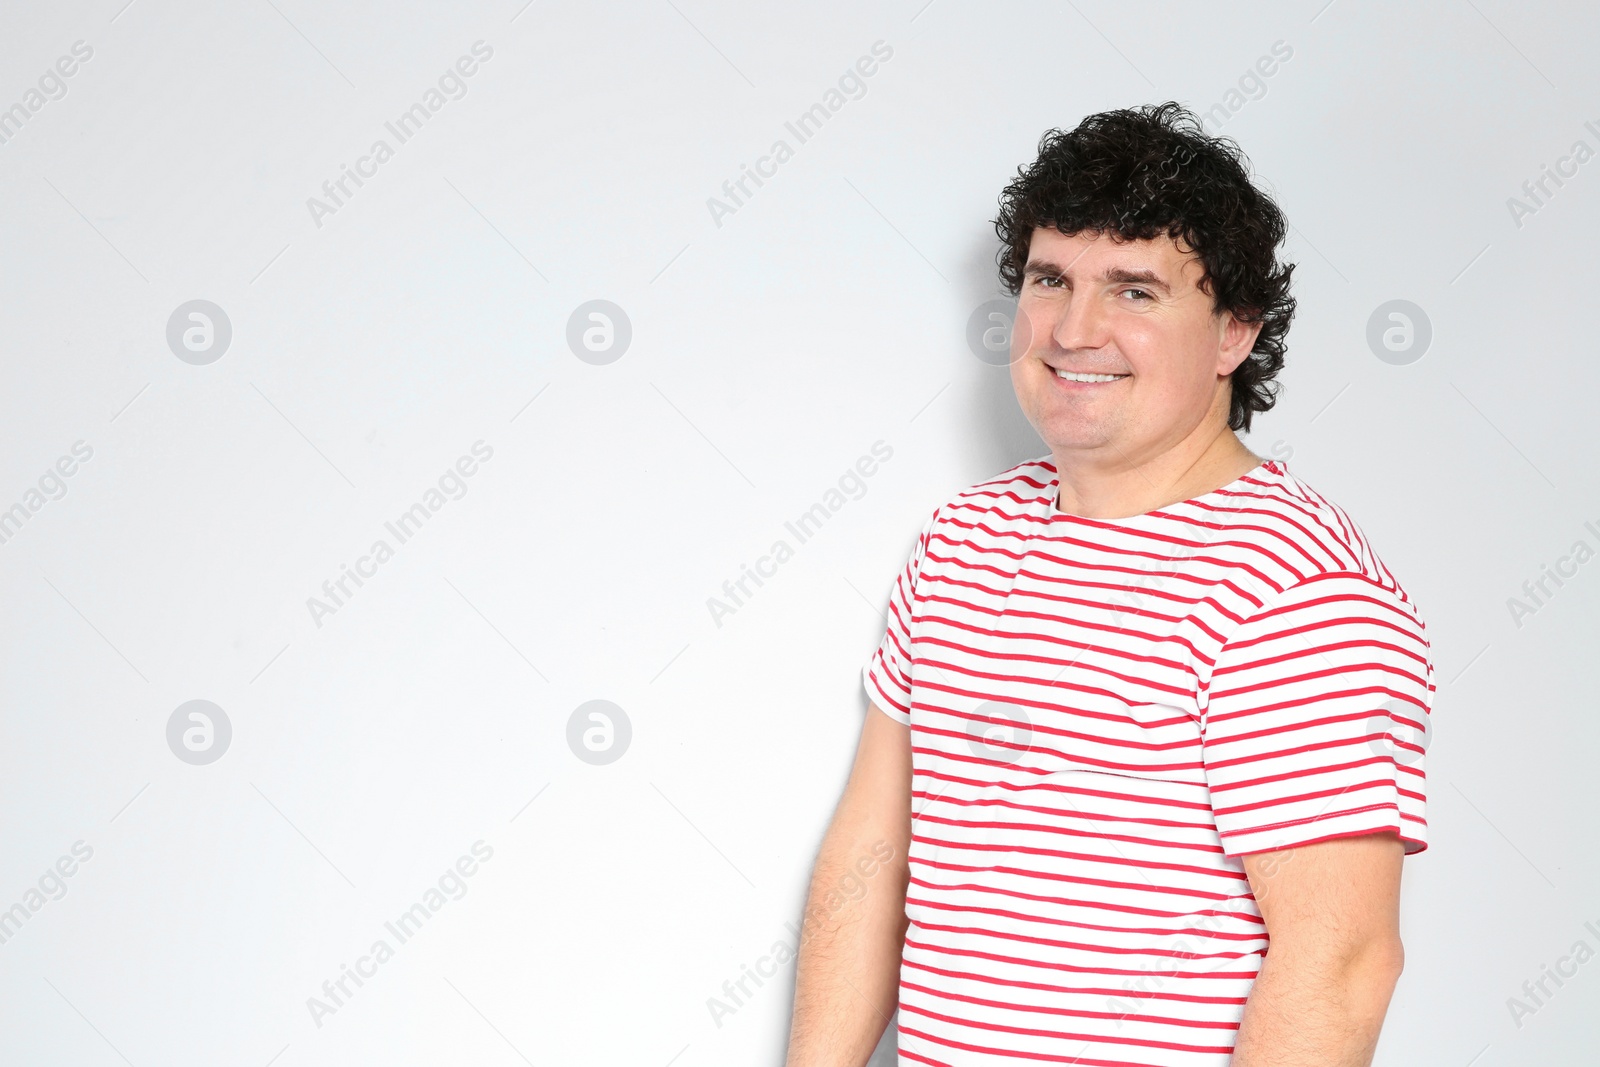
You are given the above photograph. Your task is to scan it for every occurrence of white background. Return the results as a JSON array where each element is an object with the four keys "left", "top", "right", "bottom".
[{"left": 1, "top": 1, "right": 1597, "bottom": 1064}]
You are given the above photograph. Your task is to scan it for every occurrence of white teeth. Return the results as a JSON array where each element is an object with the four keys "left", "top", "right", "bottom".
[{"left": 1054, "top": 370, "right": 1127, "bottom": 383}]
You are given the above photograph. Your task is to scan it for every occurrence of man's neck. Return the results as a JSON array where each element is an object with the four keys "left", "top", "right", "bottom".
[{"left": 1052, "top": 432, "right": 1261, "bottom": 520}]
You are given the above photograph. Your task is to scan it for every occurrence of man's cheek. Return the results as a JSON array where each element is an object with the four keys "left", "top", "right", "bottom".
[{"left": 1008, "top": 304, "right": 1042, "bottom": 363}]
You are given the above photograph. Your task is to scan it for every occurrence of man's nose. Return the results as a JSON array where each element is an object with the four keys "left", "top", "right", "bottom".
[{"left": 1051, "top": 293, "right": 1107, "bottom": 353}]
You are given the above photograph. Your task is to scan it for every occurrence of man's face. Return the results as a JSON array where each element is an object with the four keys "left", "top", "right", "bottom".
[{"left": 1008, "top": 227, "right": 1261, "bottom": 466}]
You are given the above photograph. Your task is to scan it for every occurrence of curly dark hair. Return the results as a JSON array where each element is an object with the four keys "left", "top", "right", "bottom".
[{"left": 993, "top": 101, "right": 1296, "bottom": 433}]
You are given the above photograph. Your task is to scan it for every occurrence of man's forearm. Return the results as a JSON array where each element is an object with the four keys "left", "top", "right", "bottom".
[
  {"left": 784, "top": 836, "right": 909, "bottom": 1067},
  {"left": 1229, "top": 939, "right": 1404, "bottom": 1065}
]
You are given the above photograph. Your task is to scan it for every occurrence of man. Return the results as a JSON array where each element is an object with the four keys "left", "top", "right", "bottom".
[{"left": 785, "top": 102, "right": 1432, "bottom": 1067}]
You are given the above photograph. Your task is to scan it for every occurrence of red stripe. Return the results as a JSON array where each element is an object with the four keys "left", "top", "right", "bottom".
[
  {"left": 902, "top": 952, "right": 1255, "bottom": 1005},
  {"left": 897, "top": 1007, "right": 1237, "bottom": 1059}
]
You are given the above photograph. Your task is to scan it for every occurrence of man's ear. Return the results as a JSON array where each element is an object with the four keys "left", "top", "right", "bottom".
[{"left": 1217, "top": 311, "right": 1264, "bottom": 375}]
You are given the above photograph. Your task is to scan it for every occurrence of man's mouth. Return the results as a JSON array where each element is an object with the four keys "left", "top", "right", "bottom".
[{"left": 1052, "top": 369, "right": 1130, "bottom": 383}]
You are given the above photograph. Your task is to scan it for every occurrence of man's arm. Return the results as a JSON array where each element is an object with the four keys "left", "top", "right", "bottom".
[
  {"left": 784, "top": 702, "right": 912, "bottom": 1067},
  {"left": 1229, "top": 830, "right": 1408, "bottom": 1066}
]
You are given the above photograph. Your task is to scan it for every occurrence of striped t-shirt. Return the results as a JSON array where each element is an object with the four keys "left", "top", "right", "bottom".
[{"left": 862, "top": 455, "right": 1432, "bottom": 1067}]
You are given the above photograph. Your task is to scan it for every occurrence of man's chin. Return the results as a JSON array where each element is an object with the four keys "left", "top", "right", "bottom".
[
  {"left": 1034, "top": 414, "right": 1114, "bottom": 444},
  {"left": 1039, "top": 435, "right": 1119, "bottom": 459}
]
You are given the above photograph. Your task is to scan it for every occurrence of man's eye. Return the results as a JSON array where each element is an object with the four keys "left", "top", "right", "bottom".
[
  {"left": 1033, "top": 276, "right": 1063, "bottom": 288},
  {"left": 1123, "top": 288, "right": 1151, "bottom": 300}
]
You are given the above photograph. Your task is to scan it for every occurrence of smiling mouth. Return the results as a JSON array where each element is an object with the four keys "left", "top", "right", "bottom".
[{"left": 1053, "top": 369, "right": 1130, "bottom": 383}]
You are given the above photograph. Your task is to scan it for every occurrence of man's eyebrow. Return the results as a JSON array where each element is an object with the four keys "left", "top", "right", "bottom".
[
  {"left": 1022, "top": 261, "right": 1173, "bottom": 295},
  {"left": 1102, "top": 267, "right": 1172, "bottom": 294}
]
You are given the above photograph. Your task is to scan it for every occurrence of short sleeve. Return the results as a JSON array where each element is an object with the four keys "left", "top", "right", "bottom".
[
  {"left": 1200, "top": 572, "right": 1433, "bottom": 858},
  {"left": 862, "top": 506, "right": 941, "bottom": 725}
]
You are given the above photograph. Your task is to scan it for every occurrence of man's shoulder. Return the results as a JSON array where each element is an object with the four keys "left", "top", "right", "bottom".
[
  {"left": 921, "top": 454, "right": 1055, "bottom": 529},
  {"left": 1226, "top": 459, "right": 1421, "bottom": 614},
  {"left": 914, "top": 455, "right": 1417, "bottom": 603}
]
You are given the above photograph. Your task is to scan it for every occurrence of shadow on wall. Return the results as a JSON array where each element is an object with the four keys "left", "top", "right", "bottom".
[{"left": 868, "top": 1018, "right": 899, "bottom": 1065}]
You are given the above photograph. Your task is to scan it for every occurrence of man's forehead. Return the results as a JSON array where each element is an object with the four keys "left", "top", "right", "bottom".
[{"left": 1025, "top": 227, "right": 1200, "bottom": 281}]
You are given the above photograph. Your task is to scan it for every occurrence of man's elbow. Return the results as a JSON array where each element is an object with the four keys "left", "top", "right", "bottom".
[
  {"left": 1271, "top": 933, "right": 1405, "bottom": 1014},
  {"left": 1352, "top": 935, "right": 1404, "bottom": 983},
  {"left": 1340, "top": 935, "right": 1405, "bottom": 1022}
]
